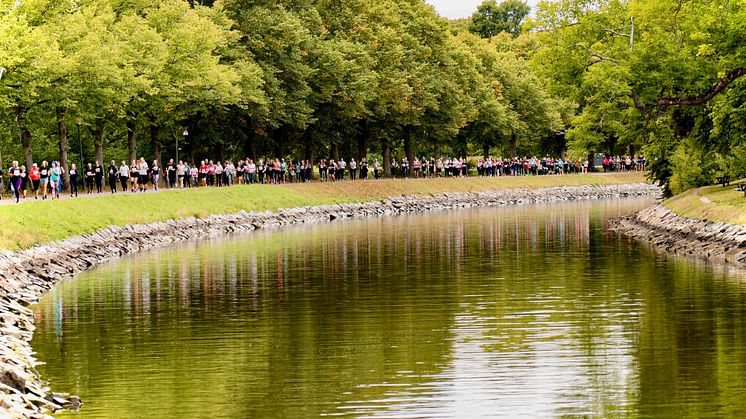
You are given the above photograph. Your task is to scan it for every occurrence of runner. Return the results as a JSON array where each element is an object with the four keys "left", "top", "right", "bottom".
[
  {"left": 118, "top": 161, "right": 129, "bottom": 192},
  {"left": 108, "top": 160, "right": 118, "bottom": 193},
  {"left": 85, "top": 163, "right": 95, "bottom": 194},
  {"left": 29, "top": 163, "right": 40, "bottom": 199},
  {"left": 8, "top": 161, "right": 21, "bottom": 203},
  {"left": 69, "top": 164, "right": 79, "bottom": 197},
  {"left": 151, "top": 159, "right": 161, "bottom": 191},
  {"left": 19, "top": 165, "right": 28, "bottom": 199},
  {"left": 138, "top": 158, "right": 149, "bottom": 192},
  {"left": 49, "top": 161, "right": 61, "bottom": 199},
  {"left": 130, "top": 159, "right": 139, "bottom": 192},
  {"left": 94, "top": 161, "right": 104, "bottom": 193},
  {"left": 39, "top": 161, "right": 50, "bottom": 200}
]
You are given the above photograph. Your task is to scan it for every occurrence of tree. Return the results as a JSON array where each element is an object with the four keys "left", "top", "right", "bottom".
[
  {"left": 530, "top": 0, "right": 746, "bottom": 193},
  {"left": 469, "top": 0, "right": 530, "bottom": 39}
]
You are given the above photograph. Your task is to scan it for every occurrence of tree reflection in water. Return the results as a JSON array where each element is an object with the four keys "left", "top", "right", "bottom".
[{"left": 31, "top": 198, "right": 746, "bottom": 418}]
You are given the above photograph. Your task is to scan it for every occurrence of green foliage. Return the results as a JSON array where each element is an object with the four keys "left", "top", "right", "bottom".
[
  {"left": 668, "top": 137, "right": 717, "bottom": 195},
  {"left": 0, "top": 0, "right": 568, "bottom": 174},
  {"left": 527, "top": 0, "right": 746, "bottom": 194},
  {"left": 469, "top": 0, "right": 530, "bottom": 39}
]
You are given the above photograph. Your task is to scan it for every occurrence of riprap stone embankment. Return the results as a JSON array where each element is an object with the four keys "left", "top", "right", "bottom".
[{"left": 611, "top": 203, "right": 746, "bottom": 266}]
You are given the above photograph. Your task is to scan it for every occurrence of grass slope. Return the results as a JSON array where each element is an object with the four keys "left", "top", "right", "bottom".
[
  {"left": 0, "top": 173, "right": 646, "bottom": 250},
  {"left": 664, "top": 182, "right": 746, "bottom": 225}
]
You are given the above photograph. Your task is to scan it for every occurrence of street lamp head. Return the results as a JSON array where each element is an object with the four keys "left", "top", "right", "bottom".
[{"left": 182, "top": 129, "right": 189, "bottom": 137}]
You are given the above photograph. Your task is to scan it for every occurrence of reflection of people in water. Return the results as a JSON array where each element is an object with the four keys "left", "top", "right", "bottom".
[{"left": 277, "top": 250, "right": 284, "bottom": 291}]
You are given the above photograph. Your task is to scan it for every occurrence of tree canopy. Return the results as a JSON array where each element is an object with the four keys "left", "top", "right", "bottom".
[
  {"left": 469, "top": 0, "right": 531, "bottom": 39},
  {"left": 528, "top": 0, "right": 746, "bottom": 195},
  {"left": 0, "top": 0, "right": 741, "bottom": 193}
]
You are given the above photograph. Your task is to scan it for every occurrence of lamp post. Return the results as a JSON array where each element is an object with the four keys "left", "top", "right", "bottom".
[
  {"left": 77, "top": 120, "right": 83, "bottom": 168},
  {"left": 179, "top": 129, "right": 188, "bottom": 163}
]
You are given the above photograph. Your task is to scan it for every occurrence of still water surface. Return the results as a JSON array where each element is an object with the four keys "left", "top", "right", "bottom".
[{"left": 31, "top": 199, "right": 746, "bottom": 418}]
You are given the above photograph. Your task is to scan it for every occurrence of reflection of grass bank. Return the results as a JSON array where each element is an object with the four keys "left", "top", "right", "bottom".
[
  {"left": 664, "top": 183, "right": 746, "bottom": 225},
  {"left": 0, "top": 173, "right": 646, "bottom": 250},
  {"left": 284, "top": 173, "right": 647, "bottom": 201}
]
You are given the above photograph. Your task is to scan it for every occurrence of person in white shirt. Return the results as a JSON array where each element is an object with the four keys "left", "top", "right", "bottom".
[
  {"left": 215, "top": 162, "right": 224, "bottom": 187},
  {"left": 119, "top": 161, "right": 129, "bottom": 192},
  {"left": 338, "top": 159, "right": 346, "bottom": 181},
  {"left": 177, "top": 161, "right": 186, "bottom": 188},
  {"left": 247, "top": 160, "right": 257, "bottom": 184},
  {"left": 349, "top": 158, "right": 357, "bottom": 181},
  {"left": 138, "top": 158, "right": 149, "bottom": 192}
]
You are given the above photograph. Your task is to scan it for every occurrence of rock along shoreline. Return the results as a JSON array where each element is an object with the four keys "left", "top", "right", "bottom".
[
  {"left": 0, "top": 183, "right": 659, "bottom": 418},
  {"left": 611, "top": 203, "right": 746, "bottom": 266}
]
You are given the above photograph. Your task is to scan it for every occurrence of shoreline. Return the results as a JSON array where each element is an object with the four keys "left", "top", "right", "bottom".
[
  {"left": 0, "top": 183, "right": 659, "bottom": 418},
  {"left": 611, "top": 203, "right": 746, "bottom": 266},
  {"left": 0, "top": 173, "right": 648, "bottom": 250}
]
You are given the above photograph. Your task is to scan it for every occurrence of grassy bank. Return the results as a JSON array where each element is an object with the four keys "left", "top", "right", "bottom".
[
  {"left": 664, "top": 182, "right": 746, "bottom": 225},
  {"left": 0, "top": 173, "right": 646, "bottom": 250}
]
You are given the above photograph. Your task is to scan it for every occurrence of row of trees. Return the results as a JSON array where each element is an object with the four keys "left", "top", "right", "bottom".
[
  {"left": 3, "top": 0, "right": 741, "bottom": 194},
  {"left": 0, "top": 0, "right": 563, "bottom": 187}
]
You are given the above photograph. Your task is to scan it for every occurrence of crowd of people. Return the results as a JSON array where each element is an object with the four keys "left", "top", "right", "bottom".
[
  {"left": 474, "top": 155, "right": 647, "bottom": 177},
  {"left": 0, "top": 154, "right": 647, "bottom": 203}
]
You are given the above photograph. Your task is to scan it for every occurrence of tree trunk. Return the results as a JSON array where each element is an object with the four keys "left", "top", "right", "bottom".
[
  {"left": 608, "top": 138, "right": 616, "bottom": 157},
  {"left": 186, "top": 139, "right": 195, "bottom": 165},
  {"left": 382, "top": 139, "right": 392, "bottom": 177},
  {"left": 458, "top": 136, "right": 467, "bottom": 159},
  {"left": 434, "top": 143, "right": 441, "bottom": 160},
  {"left": 403, "top": 126, "right": 414, "bottom": 169},
  {"left": 331, "top": 141, "right": 340, "bottom": 161},
  {"left": 91, "top": 119, "right": 105, "bottom": 167},
  {"left": 272, "top": 128, "right": 284, "bottom": 158},
  {"left": 217, "top": 143, "right": 225, "bottom": 163},
  {"left": 303, "top": 129, "right": 313, "bottom": 162},
  {"left": 15, "top": 107, "right": 33, "bottom": 169},
  {"left": 483, "top": 143, "right": 490, "bottom": 160},
  {"left": 149, "top": 118, "right": 161, "bottom": 164},
  {"left": 245, "top": 127, "right": 256, "bottom": 160},
  {"left": 56, "top": 107, "right": 71, "bottom": 187},
  {"left": 510, "top": 133, "right": 517, "bottom": 159},
  {"left": 127, "top": 118, "right": 137, "bottom": 162},
  {"left": 357, "top": 120, "right": 368, "bottom": 162}
]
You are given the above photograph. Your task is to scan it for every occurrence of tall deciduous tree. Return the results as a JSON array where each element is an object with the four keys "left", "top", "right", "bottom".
[{"left": 469, "top": 0, "right": 530, "bottom": 39}]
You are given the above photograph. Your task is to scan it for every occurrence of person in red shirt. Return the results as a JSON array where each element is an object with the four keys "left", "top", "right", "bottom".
[
  {"left": 199, "top": 161, "right": 208, "bottom": 187},
  {"left": 29, "top": 163, "right": 41, "bottom": 200},
  {"left": 207, "top": 161, "right": 216, "bottom": 187}
]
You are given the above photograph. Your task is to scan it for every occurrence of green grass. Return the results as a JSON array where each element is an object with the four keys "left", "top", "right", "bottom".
[
  {"left": 664, "top": 182, "right": 746, "bottom": 225},
  {"left": 0, "top": 172, "right": 647, "bottom": 250}
]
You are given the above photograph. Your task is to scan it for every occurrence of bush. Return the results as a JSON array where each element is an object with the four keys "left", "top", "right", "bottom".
[{"left": 668, "top": 138, "right": 719, "bottom": 195}]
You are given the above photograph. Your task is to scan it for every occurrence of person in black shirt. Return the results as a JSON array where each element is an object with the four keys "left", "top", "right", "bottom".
[
  {"left": 94, "top": 161, "right": 104, "bottom": 193},
  {"left": 360, "top": 159, "right": 368, "bottom": 181},
  {"left": 39, "top": 161, "right": 50, "bottom": 200},
  {"left": 108, "top": 160, "right": 118, "bottom": 194},
  {"left": 167, "top": 159, "right": 177, "bottom": 189},
  {"left": 151, "top": 160, "right": 161, "bottom": 192},
  {"left": 69, "top": 164, "right": 79, "bottom": 197},
  {"left": 85, "top": 163, "right": 95, "bottom": 193},
  {"left": 8, "top": 161, "right": 22, "bottom": 203},
  {"left": 257, "top": 160, "right": 265, "bottom": 184},
  {"left": 19, "top": 165, "right": 28, "bottom": 199}
]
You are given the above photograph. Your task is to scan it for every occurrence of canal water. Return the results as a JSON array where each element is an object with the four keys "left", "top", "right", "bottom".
[{"left": 31, "top": 198, "right": 746, "bottom": 418}]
